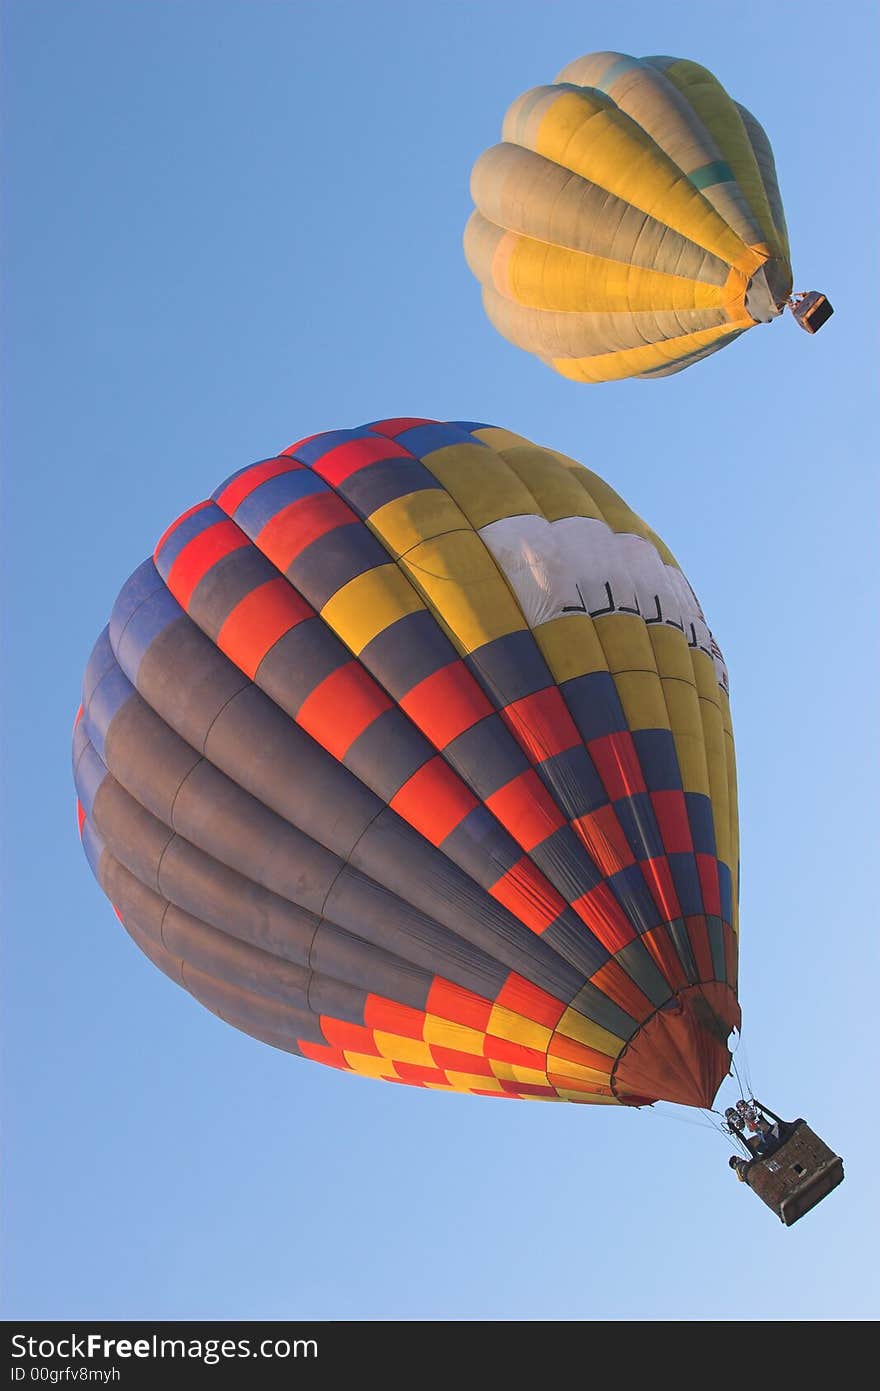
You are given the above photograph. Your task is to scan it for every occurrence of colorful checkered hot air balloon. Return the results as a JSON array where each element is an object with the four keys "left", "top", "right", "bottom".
[
  {"left": 465, "top": 52, "right": 831, "bottom": 382},
  {"left": 74, "top": 419, "right": 742, "bottom": 1110}
]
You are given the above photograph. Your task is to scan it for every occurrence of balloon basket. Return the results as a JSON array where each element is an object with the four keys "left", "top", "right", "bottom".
[
  {"left": 790, "top": 291, "right": 834, "bottom": 334},
  {"left": 741, "top": 1119, "right": 844, "bottom": 1225}
]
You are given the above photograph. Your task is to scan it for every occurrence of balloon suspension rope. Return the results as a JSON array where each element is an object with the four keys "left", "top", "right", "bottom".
[
  {"left": 641, "top": 1029, "right": 760, "bottom": 1155},
  {"left": 650, "top": 1031, "right": 761, "bottom": 1153},
  {"left": 649, "top": 1102, "right": 753, "bottom": 1154},
  {"left": 730, "top": 1028, "right": 756, "bottom": 1103}
]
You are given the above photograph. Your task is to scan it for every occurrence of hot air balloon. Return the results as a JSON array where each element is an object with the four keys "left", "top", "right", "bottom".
[
  {"left": 72, "top": 418, "right": 842, "bottom": 1219},
  {"left": 465, "top": 52, "right": 832, "bottom": 383},
  {"left": 74, "top": 417, "right": 743, "bottom": 1109}
]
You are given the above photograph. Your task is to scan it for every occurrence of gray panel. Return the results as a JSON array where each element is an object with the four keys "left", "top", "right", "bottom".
[
  {"left": 188, "top": 545, "right": 280, "bottom": 641},
  {"left": 99, "top": 855, "right": 178, "bottom": 976},
  {"left": 352, "top": 809, "right": 549, "bottom": 961},
  {"left": 325, "top": 866, "right": 583, "bottom": 1005},
  {"left": 324, "top": 867, "right": 509, "bottom": 999},
  {"left": 204, "top": 682, "right": 381, "bottom": 857},
  {"left": 169, "top": 758, "right": 341, "bottom": 914},
  {"left": 72, "top": 716, "right": 91, "bottom": 779},
  {"left": 342, "top": 707, "right": 428, "bottom": 799},
  {"left": 707, "top": 915, "right": 726, "bottom": 982},
  {"left": 668, "top": 917, "right": 699, "bottom": 985},
  {"left": 556, "top": 53, "right": 765, "bottom": 246},
  {"left": 122, "top": 918, "right": 185, "bottom": 987},
  {"left": 210, "top": 690, "right": 577, "bottom": 988},
  {"left": 309, "top": 922, "right": 432, "bottom": 1013},
  {"left": 87, "top": 670, "right": 590, "bottom": 1018},
  {"left": 100, "top": 853, "right": 329, "bottom": 1047},
  {"left": 567, "top": 979, "right": 641, "bottom": 1041},
  {"left": 255, "top": 616, "right": 346, "bottom": 714},
  {"left": 88, "top": 762, "right": 322, "bottom": 967},
  {"left": 182, "top": 964, "right": 327, "bottom": 1048},
  {"left": 132, "top": 617, "right": 250, "bottom": 753},
  {"left": 735, "top": 101, "right": 790, "bottom": 254},
  {"left": 108, "top": 558, "right": 166, "bottom": 651},
  {"left": 481, "top": 284, "right": 729, "bottom": 360},
  {"left": 635, "top": 330, "right": 743, "bottom": 377},
  {"left": 92, "top": 775, "right": 174, "bottom": 892},
  {"left": 541, "top": 916, "right": 610, "bottom": 981},
  {"left": 161, "top": 903, "right": 313, "bottom": 1010},
  {"left": 101, "top": 684, "right": 203, "bottom": 827},
  {"left": 467, "top": 158, "right": 729, "bottom": 282},
  {"left": 306, "top": 972, "right": 370, "bottom": 1025},
  {"left": 157, "top": 834, "right": 320, "bottom": 968},
  {"left": 443, "top": 715, "right": 528, "bottom": 799},
  {"left": 616, "top": 938, "right": 673, "bottom": 1007}
]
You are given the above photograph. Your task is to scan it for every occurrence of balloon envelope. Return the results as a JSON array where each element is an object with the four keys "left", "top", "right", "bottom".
[
  {"left": 466, "top": 51, "right": 793, "bottom": 381},
  {"left": 74, "top": 419, "right": 741, "bottom": 1108}
]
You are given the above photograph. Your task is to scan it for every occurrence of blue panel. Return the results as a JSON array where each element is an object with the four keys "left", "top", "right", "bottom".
[
  {"left": 86, "top": 661, "right": 135, "bottom": 761},
  {"left": 614, "top": 792, "right": 664, "bottom": 861},
  {"left": 108, "top": 560, "right": 165, "bottom": 650},
  {"left": 114, "top": 583, "right": 183, "bottom": 684},
  {"left": 396, "top": 422, "right": 488, "bottom": 459},
  {"left": 467, "top": 630, "right": 551, "bottom": 706},
  {"left": 336, "top": 458, "right": 442, "bottom": 519},
  {"left": 667, "top": 852, "right": 705, "bottom": 918},
  {"left": 608, "top": 863, "right": 663, "bottom": 934},
  {"left": 439, "top": 804, "right": 520, "bottom": 890},
  {"left": 153, "top": 502, "right": 222, "bottom": 575},
  {"left": 211, "top": 457, "right": 282, "bottom": 502},
  {"left": 717, "top": 862, "right": 734, "bottom": 925},
  {"left": 231, "top": 466, "right": 328, "bottom": 535},
  {"left": 632, "top": 728, "right": 682, "bottom": 792},
  {"left": 290, "top": 429, "right": 367, "bottom": 467},
  {"left": 359, "top": 611, "right": 457, "bottom": 698},
  {"left": 538, "top": 745, "right": 608, "bottom": 818},
  {"left": 453, "top": 421, "right": 493, "bottom": 436},
  {"left": 561, "top": 671, "right": 628, "bottom": 742},
  {"left": 289, "top": 523, "right": 388, "bottom": 610},
  {"left": 685, "top": 792, "right": 717, "bottom": 855}
]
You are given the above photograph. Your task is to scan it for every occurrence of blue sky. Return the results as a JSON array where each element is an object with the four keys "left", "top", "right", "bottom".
[{"left": 2, "top": 0, "right": 877, "bottom": 1321}]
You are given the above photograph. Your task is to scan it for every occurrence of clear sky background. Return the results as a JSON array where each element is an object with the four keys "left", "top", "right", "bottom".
[{"left": 2, "top": 1, "right": 877, "bottom": 1321}]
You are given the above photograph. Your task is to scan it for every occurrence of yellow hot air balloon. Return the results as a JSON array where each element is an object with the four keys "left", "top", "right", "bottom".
[{"left": 465, "top": 52, "right": 832, "bottom": 382}]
